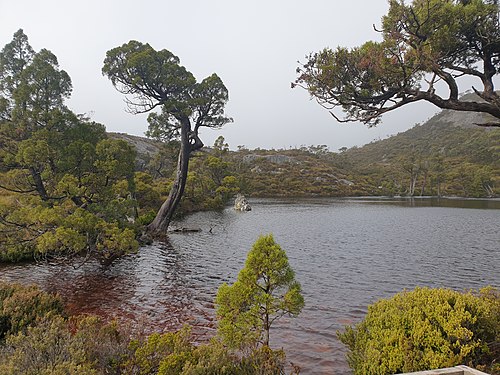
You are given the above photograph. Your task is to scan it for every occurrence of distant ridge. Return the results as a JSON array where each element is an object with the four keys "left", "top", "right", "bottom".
[
  {"left": 341, "top": 93, "right": 499, "bottom": 197},
  {"left": 426, "top": 92, "right": 499, "bottom": 130},
  {"left": 344, "top": 92, "right": 500, "bottom": 164},
  {"left": 107, "top": 94, "right": 499, "bottom": 198}
]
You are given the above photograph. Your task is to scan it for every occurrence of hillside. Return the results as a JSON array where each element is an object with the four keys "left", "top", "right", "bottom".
[
  {"left": 111, "top": 98, "right": 499, "bottom": 199},
  {"left": 342, "top": 94, "right": 500, "bottom": 197},
  {"left": 227, "top": 148, "right": 359, "bottom": 197},
  {"left": 108, "top": 132, "right": 163, "bottom": 170}
]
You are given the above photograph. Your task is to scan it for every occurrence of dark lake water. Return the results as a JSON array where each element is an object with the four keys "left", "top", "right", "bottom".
[{"left": 1, "top": 197, "right": 499, "bottom": 374}]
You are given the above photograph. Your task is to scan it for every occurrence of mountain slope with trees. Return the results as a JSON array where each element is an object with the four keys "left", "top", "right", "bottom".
[
  {"left": 114, "top": 96, "right": 499, "bottom": 201},
  {"left": 201, "top": 97, "right": 499, "bottom": 198},
  {"left": 342, "top": 94, "right": 500, "bottom": 197}
]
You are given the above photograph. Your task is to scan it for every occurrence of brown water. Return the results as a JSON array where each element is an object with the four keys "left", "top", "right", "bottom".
[{"left": 1, "top": 197, "right": 499, "bottom": 374}]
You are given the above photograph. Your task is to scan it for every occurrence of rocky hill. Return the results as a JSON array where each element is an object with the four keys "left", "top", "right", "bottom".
[
  {"left": 340, "top": 94, "right": 499, "bottom": 197},
  {"left": 109, "top": 95, "right": 499, "bottom": 198},
  {"left": 344, "top": 96, "right": 499, "bottom": 166},
  {"left": 108, "top": 132, "right": 163, "bottom": 170}
]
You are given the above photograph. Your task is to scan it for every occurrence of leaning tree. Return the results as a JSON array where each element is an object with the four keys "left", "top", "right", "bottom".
[
  {"left": 102, "top": 41, "right": 232, "bottom": 234},
  {"left": 294, "top": 0, "right": 500, "bottom": 127}
]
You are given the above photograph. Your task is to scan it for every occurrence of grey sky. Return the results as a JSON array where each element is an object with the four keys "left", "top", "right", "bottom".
[{"left": 1, "top": 0, "right": 442, "bottom": 151}]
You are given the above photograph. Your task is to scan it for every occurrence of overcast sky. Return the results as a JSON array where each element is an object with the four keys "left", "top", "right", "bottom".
[{"left": 0, "top": 0, "right": 443, "bottom": 151}]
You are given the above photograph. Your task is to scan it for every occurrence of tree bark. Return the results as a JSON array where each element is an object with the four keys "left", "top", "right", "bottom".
[
  {"left": 147, "top": 118, "right": 204, "bottom": 235},
  {"left": 264, "top": 311, "right": 270, "bottom": 347},
  {"left": 420, "top": 172, "right": 427, "bottom": 196},
  {"left": 147, "top": 118, "right": 192, "bottom": 235},
  {"left": 29, "top": 166, "right": 49, "bottom": 201},
  {"left": 409, "top": 175, "right": 416, "bottom": 196}
]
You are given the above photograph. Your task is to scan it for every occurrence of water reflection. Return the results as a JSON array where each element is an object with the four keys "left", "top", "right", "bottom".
[{"left": 0, "top": 198, "right": 499, "bottom": 374}]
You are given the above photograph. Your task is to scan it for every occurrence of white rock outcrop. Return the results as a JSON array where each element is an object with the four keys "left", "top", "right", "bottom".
[{"left": 234, "top": 194, "right": 251, "bottom": 211}]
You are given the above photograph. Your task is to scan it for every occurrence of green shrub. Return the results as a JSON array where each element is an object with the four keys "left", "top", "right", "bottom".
[
  {"left": 122, "top": 327, "right": 194, "bottom": 375},
  {"left": 0, "top": 315, "right": 96, "bottom": 375},
  {"left": 339, "top": 287, "right": 500, "bottom": 375},
  {"left": 122, "top": 327, "right": 294, "bottom": 375},
  {"left": 175, "top": 339, "right": 240, "bottom": 375},
  {"left": 69, "top": 315, "right": 130, "bottom": 374},
  {"left": 0, "top": 313, "right": 129, "bottom": 375},
  {"left": 0, "top": 280, "right": 298, "bottom": 374},
  {"left": 0, "top": 243, "right": 33, "bottom": 263},
  {"left": 238, "top": 345, "right": 290, "bottom": 375},
  {"left": 0, "top": 282, "right": 64, "bottom": 340}
]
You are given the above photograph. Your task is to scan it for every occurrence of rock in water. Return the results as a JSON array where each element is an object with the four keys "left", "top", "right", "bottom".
[{"left": 234, "top": 194, "right": 252, "bottom": 211}]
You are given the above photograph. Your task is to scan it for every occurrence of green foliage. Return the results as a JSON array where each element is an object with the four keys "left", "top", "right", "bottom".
[
  {"left": 0, "top": 279, "right": 298, "bottom": 374},
  {"left": 69, "top": 315, "right": 130, "bottom": 373},
  {"left": 341, "top": 120, "right": 500, "bottom": 197},
  {"left": 123, "top": 327, "right": 194, "bottom": 375},
  {"left": 0, "top": 314, "right": 129, "bottom": 375},
  {"left": 236, "top": 345, "right": 291, "bottom": 375},
  {"left": 216, "top": 234, "right": 304, "bottom": 349},
  {"left": 229, "top": 147, "right": 357, "bottom": 197},
  {"left": 171, "top": 136, "right": 241, "bottom": 215},
  {"left": 338, "top": 287, "right": 500, "bottom": 375},
  {"left": 0, "top": 282, "right": 64, "bottom": 341},
  {"left": 123, "top": 329, "right": 292, "bottom": 375},
  {"left": 295, "top": 0, "right": 500, "bottom": 126},
  {"left": 103, "top": 40, "right": 232, "bottom": 233},
  {"left": 0, "top": 30, "right": 140, "bottom": 262},
  {"left": 134, "top": 172, "right": 163, "bottom": 212},
  {"left": 0, "top": 315, "right": 97, "bottom": 375},
  {"left": 0, "top": 283, "right": 129, "bottom": 374}
]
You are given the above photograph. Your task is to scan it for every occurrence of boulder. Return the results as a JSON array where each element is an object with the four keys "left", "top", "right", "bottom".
[{"left": 234, "top": 194, "right": 252, "bottom": 211}]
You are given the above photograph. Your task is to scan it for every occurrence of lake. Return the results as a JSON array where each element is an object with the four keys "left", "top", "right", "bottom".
[{"left": 1, "top": 197, "right": 499, "bottom": 374}]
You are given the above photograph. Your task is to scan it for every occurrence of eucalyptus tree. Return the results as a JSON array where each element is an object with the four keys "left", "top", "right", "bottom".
[
  {"left": 294, "top": 0, "right": 500, "bottom": 127},
  {"left": 102, "top": 41, "right": 232, "bottom": 234}
]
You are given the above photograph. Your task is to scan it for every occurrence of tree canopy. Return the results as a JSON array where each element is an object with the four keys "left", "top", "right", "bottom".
[
  {"left": 0, "top": 30, "right": 139, "bottom": 262},
  {"left": 215, "top": 234, "right": 304, "bottom": 349},
  {"left": 102, "top": 41, "right": 232, "bottom": 234},
  {"left": 294, "top": 0, "right": 500, "bottom": 127}
]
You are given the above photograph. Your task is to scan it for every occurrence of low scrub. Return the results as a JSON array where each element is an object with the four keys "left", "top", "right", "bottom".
[
  {"left": 339, "top": 287, "right": 500, "bottom": 375},
  {"left": 0, "top": 282, "right": 296, "bottom": 374},
  {"left": 0, "top": 282, "right": 64, "bottom": 341}
]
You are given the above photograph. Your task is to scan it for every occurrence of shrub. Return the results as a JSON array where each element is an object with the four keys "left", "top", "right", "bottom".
[
  {"left": 0, "top": 313, "right": 129, "bottom": 375},
  {"left": 69, "top": 315, "right": 130, "bottom": 374},
  {"left": 339, "top": 287, "right": 500, "bottom": 375},
  {"left": 0, "top": 282, "right": 64, "bottom": 341},
  {"left": 122, "top": 327, "right": 194, "bottom": 375},
  {"left": 0, "top": 315, "right": 96, "bottom": 375},
  {"left": 175, "top": 339, "right": 241, "bottom": 375},
  {"left": 0, "top": 278, "right": 300, "bottom": 374},
  {"left": 122, "top": 326, "right": 295, "bottom": 375}
]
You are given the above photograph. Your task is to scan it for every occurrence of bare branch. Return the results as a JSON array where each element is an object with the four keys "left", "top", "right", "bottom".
[
  {"left": 473, "top": 122, "right": 500, "bottom": 127},
  {"left": 0, "top": 182, "right": 37, "bottom": 194}
]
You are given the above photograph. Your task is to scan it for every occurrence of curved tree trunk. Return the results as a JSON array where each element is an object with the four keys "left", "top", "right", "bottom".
[{"left": 147, "top": 119, "right": 191, "bottom": 235}]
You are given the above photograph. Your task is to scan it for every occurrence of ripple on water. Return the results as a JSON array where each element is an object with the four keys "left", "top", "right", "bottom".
[{"left": 0, "top": 198, "right": 499, "bottom": 374}]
